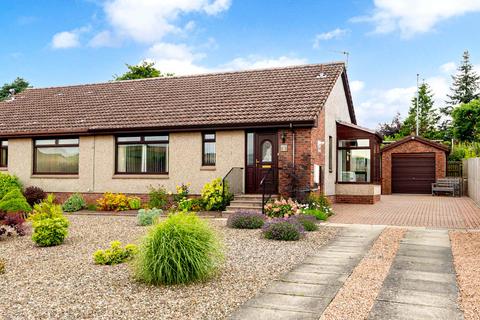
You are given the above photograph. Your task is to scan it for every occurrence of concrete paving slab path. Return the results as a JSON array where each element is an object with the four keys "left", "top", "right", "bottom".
[
  {"left": 230, "top": 225, "right": 384, "bottom": 320},
  {"left": 368, "top": 229, "right": 463, "bottom": 320}
]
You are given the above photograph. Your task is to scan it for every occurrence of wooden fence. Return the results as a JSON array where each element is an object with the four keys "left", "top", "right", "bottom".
[
  {"left": 464, "top": 158, "right": 480, "bottom": 206},
  {"left": 447, "top": 161, "right": 463, "bottom": 177}
]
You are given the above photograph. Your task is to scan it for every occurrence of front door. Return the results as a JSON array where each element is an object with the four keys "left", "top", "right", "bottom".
[{"left": 245, "top": 131, "right": 278, "bottom": 194}]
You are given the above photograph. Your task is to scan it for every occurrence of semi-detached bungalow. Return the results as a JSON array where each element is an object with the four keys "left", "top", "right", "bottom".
[{"left": 0, "top": 62, "right": 382, "bottom": 204}]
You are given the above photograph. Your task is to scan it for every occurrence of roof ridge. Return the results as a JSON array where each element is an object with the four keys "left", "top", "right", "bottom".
[{"left": 24, "top": 61, "right": 346, "bottom": 91}]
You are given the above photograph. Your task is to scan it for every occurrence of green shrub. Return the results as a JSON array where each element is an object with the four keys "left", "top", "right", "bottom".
[
  {"left": 134, "top": 212, "right": 224, "bottom": 285},
  {"left": 302, "top": 208, "right": 328, "bottom": 221},
  {"left": 93, "top": 241, "right": 138, "bottom": 265},
  {"left": 137, "top": 208, "right": 162, "bottom": 226},
  {"left": 305, "top": 193, "right": 333, "bottom": 216},
  {"left": 264, "top": 198, "right": 301, "bottom": 218},
  {"left": 96, "top": 192, "right": 130, "bottom": 211},
  {"left": 30, "top": 194, "right": 63, "bottom": 221},
  {"left": 128, "top": 197, "right": 142, "bottom": 210},
  {"left": 0, "top": 188, "right": 32, "bottom": 213},
  {"left": 86, "top": 204, "right": 97, "bottom": 211},
  {"left": 262, "top": 218, "right": 304, "bottom": 241},
  {"left": 201, "top": 178, "right": 232, "bottom": 211},
  {"left": 178, "top": 198, "right": 204, "bottom": 212},
  {"left": 31, "top": 217, "right": 69, "bottom": 247},
  {"left": 62, "top": 193, "right": 86, "bottom": 212},
  {"left": 174, "top": 183, "right": 190, "bottom": 202},
  {"left": 30, "top": 195, "right": 69, "bottom": 247},
  {"left": 148, "top": 185, "right": 169, "bottom": 209},
  {"left": 227, "top": 211, "right": 265, "bottom": 229},
  {"left": 292, "top": 215, "right": 318, "bottom": 231},
  {"left": 0, "top": 173, "right": 22, "bottom": 200}
]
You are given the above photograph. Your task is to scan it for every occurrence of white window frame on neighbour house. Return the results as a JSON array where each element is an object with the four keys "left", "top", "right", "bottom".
[
  {"left": 115, "top": 135, "right": 169, "bottom": 174},
  {"left": 0, "top": 140, "right": 8, "bottom": 168}
]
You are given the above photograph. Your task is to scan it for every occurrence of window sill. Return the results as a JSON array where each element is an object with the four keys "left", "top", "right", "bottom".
[
  {"left": 113, "top": 174, "right": 169, "bottom": 179},
  {"left": 200, "top": 166, "right": 216, "bottom": 171},
  {"left": 0, "top": 167, "right": 7, "bottom": 171},
  {"left": 31, "top": 174, "right": 79, "bottom": 179}
]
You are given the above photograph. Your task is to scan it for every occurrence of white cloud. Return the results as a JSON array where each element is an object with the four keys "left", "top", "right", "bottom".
[
  {"left": 103, "top": 0, "right": 231, "bottom": 44},
  {"left": 356, "top": 74, "right": 452, "bottom": 128},
  {"left": 355, "top": 0, "right": 480, "bottom": 38},
  {"left": 51, "top": 26, "right": 90, "bottom": 49},
  {"left": 220, "top": 55, "right": 307, "bottom": 71},
  {"left": 52, "top": 31, "right": 80, "bottom": 49},
  {"left": 313, "top": 28, "right": 349, "bottom": 48},
  {"left": 145, "top": 44, "right": 308, "bottom": 76},
  {"left": 350, "top": 80, "right": 365, "bottom": 94},
  {"left": 146, "top": 42, "right": 209, "bottom": 75},
  {"left": 440, "top": 61, "right": 456, "bottom": 74},
  {"left": 88, "top": 30, "right": 120, "bottom": 48}
]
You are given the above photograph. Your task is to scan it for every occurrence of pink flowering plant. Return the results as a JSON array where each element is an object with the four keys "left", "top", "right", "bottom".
[{"left": 264, "top": 198, "right": 301, "bottom": 218}]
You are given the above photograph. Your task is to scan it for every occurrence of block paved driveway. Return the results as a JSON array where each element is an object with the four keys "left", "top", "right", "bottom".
[{"left": 330, "top": 195, "right": 480, "bottom": 229}]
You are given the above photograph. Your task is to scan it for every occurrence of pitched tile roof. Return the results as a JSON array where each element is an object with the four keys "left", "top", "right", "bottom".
[{"left": 0, "top": 62, "right": 350, "bottom": 137}]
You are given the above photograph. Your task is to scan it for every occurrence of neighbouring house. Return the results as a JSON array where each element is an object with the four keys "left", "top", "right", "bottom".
[
  {"left": 0, "top": 62, "right": 382, "bottom": 204},
  {"left": 381, "top": 135, "right": 449, "bottom": 195}
]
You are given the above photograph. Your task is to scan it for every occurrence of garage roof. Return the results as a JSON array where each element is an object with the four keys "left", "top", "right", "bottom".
[{"left": 381, "top": 135, "right": 449, "bottom": 152}]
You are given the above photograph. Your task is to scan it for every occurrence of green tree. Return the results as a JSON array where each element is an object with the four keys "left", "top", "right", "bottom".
[
  {"left": 445, "top": 51, "right": 480, "bottom": 112},
  {"left": 451, "top": 99, "right": 480, "bottom": 142},
  {"left": 0, "top": 77, "right": 30, "bottom": 101},
  {"left": 400, "top": 82, "right": 441, "bottom": 139},
  {"left": 114, "top": 61, "right": 173, "bottom": 80}
]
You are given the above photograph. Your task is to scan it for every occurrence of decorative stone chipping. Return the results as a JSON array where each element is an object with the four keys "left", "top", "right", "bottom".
[{"left": 381, "top": 137, "right": 448, "bottom": 195}]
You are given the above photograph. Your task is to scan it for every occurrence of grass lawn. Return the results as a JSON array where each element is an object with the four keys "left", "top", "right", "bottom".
[{"left": 0, "top": 215, "right": 336, "bottom": 319}]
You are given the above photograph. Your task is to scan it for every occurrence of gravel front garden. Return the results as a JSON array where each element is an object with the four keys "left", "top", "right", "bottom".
[
  {"left": 0, "top": 215, "right": 337, "bottom": 319},
  {"left": 450, "top": 231, "right": 480, "bottom": 320}
]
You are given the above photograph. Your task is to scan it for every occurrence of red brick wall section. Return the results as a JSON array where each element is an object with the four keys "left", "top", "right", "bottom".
[
  {"left": 53, "top": 192, "right": 149, "bottom": 205},
  {"left": 277, "top": 128, "right": 312, "bottom": 197},
  {"left": 335, "top": 194, "right": 380, "bottom": 204},
  {"left": 381, "top": 140, "right": 447, "bottom": 195}
]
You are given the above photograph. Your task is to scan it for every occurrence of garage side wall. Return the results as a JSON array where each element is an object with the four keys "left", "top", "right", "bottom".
[{"left": 381, "top": 140, "right": 447, "bottom": 195}]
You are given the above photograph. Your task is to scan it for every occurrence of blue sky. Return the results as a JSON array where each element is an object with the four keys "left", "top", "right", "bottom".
[{"left": 1, "top": 0, "right": 480, "bottom": 128}]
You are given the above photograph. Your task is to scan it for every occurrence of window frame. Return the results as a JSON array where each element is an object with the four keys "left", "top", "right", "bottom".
[
  {"left": 336, "top": 138, "right": 373, "bottom": 184},
  {"left": 202, "top": 132, "right": 216, "bottom": 166},
  {"left": 115, "top": 134, "right": 169, "bottom": 175},
  {"left": 33, "top": 137, "right": 80, "bottom": 175},
  {"left": 328, "top": 136, "right": 333, "bottom": 173},
  {"left": 0, "top": 140, "right": 8, "bottom": 168}
]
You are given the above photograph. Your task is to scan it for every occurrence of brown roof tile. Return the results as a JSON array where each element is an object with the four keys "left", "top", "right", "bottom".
[{"left": 0, "top": 62, "right": 347, "bottom": 137}]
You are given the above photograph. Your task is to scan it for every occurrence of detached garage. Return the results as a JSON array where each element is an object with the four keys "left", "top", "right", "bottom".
[{"left": 381, "top": 136, "right": 449, "bottom": 195}]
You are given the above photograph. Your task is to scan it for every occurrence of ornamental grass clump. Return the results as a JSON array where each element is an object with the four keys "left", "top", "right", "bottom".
[
  {"left": 137, "top": 208, "right": 162, "bottom": 226},
  {"left": 134, "top": 212, "right": 224, "bottom": 285},
  {"left": 227, "top": 211, "right": 265, "bottom": 229},
  {"left": 262, "top": 218, "right": 304, "bottom": 241}
]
